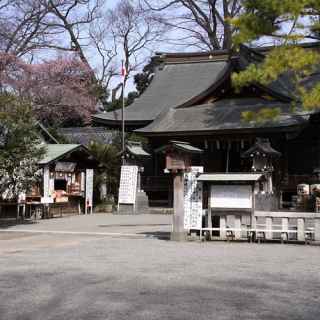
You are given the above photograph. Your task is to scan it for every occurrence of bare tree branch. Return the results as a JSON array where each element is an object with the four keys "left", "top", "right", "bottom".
[{"left": 143, "top": 0, "right": 242, "bottom": 50}]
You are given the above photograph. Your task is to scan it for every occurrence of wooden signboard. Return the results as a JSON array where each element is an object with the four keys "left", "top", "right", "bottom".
[
  {"left": 184, "top": 167, "right": 203, "bottom": 229},
  {"left": 118, "top": 165, "right": 138, "bottom": 205},
  {"left": 166, "top": 152, "right": 191, "bottom": 171}
]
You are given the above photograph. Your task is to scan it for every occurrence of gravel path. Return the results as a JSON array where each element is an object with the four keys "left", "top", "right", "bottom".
[{"left": 0, "top": 220, "right": 319, "bottom": 320}]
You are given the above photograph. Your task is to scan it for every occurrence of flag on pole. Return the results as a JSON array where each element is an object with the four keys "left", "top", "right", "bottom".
[{"left": 121, "top": 60, "right": 126, "bottom": 79}]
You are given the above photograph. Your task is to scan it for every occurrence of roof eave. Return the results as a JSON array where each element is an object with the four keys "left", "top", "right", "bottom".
[
  {"left": 92, "top": 115, "right": 151, "bottom": 127},
  {"left": 38, "top": 144, "right": 98, "bottom": 166},
  {"left": 137, "top": 122, "right": 308, "bottom": 137}
]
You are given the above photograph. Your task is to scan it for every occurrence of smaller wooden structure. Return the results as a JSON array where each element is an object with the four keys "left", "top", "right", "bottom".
[
  {"left": 197, "top": 173, "right": 264, "bottom": 240},
  {"left": 117, "top": 141, "right": 151, "bottom": 215},
  {"left": 26, "top": 144, "right": 98, "bottom": 218}
]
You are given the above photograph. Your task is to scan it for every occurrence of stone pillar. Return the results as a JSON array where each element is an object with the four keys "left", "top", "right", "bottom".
[
  {"left": 220, "top": 215, "right": 227, "bottom": 240},
  {"left": 265, "top": 217, "right": 273, "bottom": 240},
  {"left": 297, "top": 218, "right": 305, "bottom": 242},
  {"left": 171, "top": 172, "right": 187, "bottom": 241},
  {"left": 234, "top": 215, "right": 241, "bottom": 240},
  {"left": 251, "top": 215, "right": 257, "bottom": 229},
  {"left": 282, "top": 217, "right": 289, "bottom": 242},
  {"left": 315, "top": 217, "right": 320, "bottom": 241},
  {"left": 207, "top": 198, "right": 212, "bottom": 240}
]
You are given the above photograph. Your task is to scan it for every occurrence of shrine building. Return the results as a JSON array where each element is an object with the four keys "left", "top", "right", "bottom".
[{"left": 93, "top": 43, "right": 320, "bottom": 210}]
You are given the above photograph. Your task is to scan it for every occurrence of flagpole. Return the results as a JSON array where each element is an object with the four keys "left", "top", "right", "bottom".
[{"left": 121, "top": 59, "right": 125, "bottom": 165}]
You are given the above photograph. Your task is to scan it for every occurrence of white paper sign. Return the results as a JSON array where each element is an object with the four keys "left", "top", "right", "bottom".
[
  {"left": 86, "top": 169, "right": 94, "bottom": 208},
  {"left": 118, "top": 165, "right": 138, "bottom": 204},
  {"left": 210, "top": 185, "right": 252, "bottom": 209},
  {"left": 184, "top": 166, "right": 203, "bottom": 229},
  {"left": 43, "top": 166, "right": 50, "bottom": 198},
  {"left": 41, "top": 197, "right": 54, "bottom": 204}
]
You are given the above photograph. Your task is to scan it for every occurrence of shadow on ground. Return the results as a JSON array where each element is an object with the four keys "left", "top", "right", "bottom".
[
  {"left": 98, "top": 224, "right": 170, "bottom": 228},
  {"left": 0, "top": 218, "right": 37, "bottom": 229},
  {"left": 137, "top": 231, "right": 171, "bottom": 240}
]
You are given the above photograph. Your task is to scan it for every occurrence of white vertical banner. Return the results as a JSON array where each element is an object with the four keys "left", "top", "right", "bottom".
[
  {"left": 49, "top": 177, "right": 54, "bottom": 196},
  {"left": 184, "top": 166, "right": 203, "bottom": 229},
  {"left": 81, "top": 172, "right": 85, "bottom": 192},
  {"left": 118, "top": 165, "right": 138, "bottom": 205},
  {"left": 85, "top": 169, "right": 94, "bottom": 214},
  {"left": 43, "top": 166, "right": 50, "bottom": 198}
]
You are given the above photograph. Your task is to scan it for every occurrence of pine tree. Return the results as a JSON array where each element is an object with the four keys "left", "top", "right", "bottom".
[{"left": 232, "top": 1, "right": 320, "bottom": 115}]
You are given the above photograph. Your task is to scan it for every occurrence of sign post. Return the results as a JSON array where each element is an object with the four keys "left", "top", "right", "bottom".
[
  {"left": 157, "top": 141, "right": 203, "bottom": 241},
  {"left": 118, "top": 165, "right": 138, "bottom": 214}
]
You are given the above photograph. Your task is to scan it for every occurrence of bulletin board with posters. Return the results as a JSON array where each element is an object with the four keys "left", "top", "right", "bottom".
[
  {"left": 184, "top": 166, "right": 203, "bottom": 229},
  {"left": 210, "top": 185, "right": 253, "bottom": 209},
  {"left": 118, "top": 165, "right": 138, "bottom": 205}
]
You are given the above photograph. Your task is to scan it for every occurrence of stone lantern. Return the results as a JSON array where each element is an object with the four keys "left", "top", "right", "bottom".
[{"left": 242, "top": 138, "right": 281, "bottom": 194}]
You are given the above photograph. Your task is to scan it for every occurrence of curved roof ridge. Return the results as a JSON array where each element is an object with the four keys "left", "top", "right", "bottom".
[
  {"left": 93, "top": 59, "right": 230, "bottom": 124},
  {"left": 175, "top": 61, "right": 231, "bottom": 109}
]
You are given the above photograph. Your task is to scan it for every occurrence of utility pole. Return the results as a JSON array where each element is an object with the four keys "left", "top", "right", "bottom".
[{"left": 121, "top": 59, "right": 126, "bottom": 165}]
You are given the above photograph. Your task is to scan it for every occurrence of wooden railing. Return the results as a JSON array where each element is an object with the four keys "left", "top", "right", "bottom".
[{"left": 192, "top": 211, "right": 320, "bottom": 243}]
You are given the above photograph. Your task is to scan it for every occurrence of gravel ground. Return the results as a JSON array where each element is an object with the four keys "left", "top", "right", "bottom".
[
  {"left": 0, "top": 214, "right": 172, "bottom": 237},
  {"left": 0, "top": 215, "right": 319, "bottom": 320}
]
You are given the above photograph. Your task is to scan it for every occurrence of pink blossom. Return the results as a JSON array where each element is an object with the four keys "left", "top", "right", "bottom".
[{"left": 0, "top": 54, "right": 98, "bottom": 126}]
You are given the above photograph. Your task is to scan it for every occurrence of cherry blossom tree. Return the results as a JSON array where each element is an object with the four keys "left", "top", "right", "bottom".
[{"left": 0, "top": 53, "right": 98, "bottom": 126}]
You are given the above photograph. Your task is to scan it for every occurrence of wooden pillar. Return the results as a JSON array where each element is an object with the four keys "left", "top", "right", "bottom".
[
  {"left": 171, "top": 172, "right": 187, "bottom": 241},
  {"left": 252, "top": 215, "right": 257, "bottom": 227},
  {"left": 207, "top": 196, "right": 212, "bottom": 240},
  {"left": 234, "top": 215, "right": 241, "bottom": 240},
  {"left": 16, "top": 204, "right": 19, "bottom": 222},
  {"left": 137, "top": 168, "right": 141, "bottom": 192},
  {"left": 265, "top": 217, "right": 273, "bottom": 240},
  {"left": 22, "top": 204, "right": 26, "bottom": 220},
  {"left": 282, "top": 143, "right": 289, "bottom": 184},
  {"left": 315, "top": 217, "right": 320, "bottom": 241},
  {"left": 220, "top": 215, "right": 227, "bottom": 240},
  {"left": 297, "top": 218, "right": 305, "bottom": 242}
]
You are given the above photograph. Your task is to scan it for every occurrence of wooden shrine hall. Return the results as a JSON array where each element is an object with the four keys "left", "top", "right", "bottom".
[{"left": 93, "top": 43, "right": 320, "bottom": 211}]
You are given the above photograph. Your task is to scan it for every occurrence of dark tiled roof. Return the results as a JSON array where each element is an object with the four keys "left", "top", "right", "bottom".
[
  {"left": 136, "top": 98, "right": 312, "bottom": 134},
  {"left": 241, "top": 138, "right": 281, "bottom": 158},
  {"left": 126, "top": 141, "right": 150, "bottom": 157},
  {"left": 58, "top": 127, "right": 115, "bottom": 146},
  {"left": 154, "top": 140, "right": 203, "bottom": 154},
  {"left": 92, "top": 60, "right": 230, "bottom": 124}
]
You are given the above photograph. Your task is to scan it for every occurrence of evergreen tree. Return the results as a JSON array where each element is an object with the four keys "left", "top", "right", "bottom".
[
  {"left": 232, "top": 1, "right": 320, "bottom": 118},
  {"left": 134, "top": 59, "right": 158, "bottom": 96},
  {"left": 0, "top": 95, "right": 45, "bottom": 201}
]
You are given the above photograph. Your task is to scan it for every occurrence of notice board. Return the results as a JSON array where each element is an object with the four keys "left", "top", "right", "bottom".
[
  {"left": 184, "top": 166, "right": 203, "bottom": 229},
  {"left": 118, "top": 165, "right": 138, "bottom": 205},
  {"left": 210, "top": 185, "right": 252, "bottom": 209}
]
